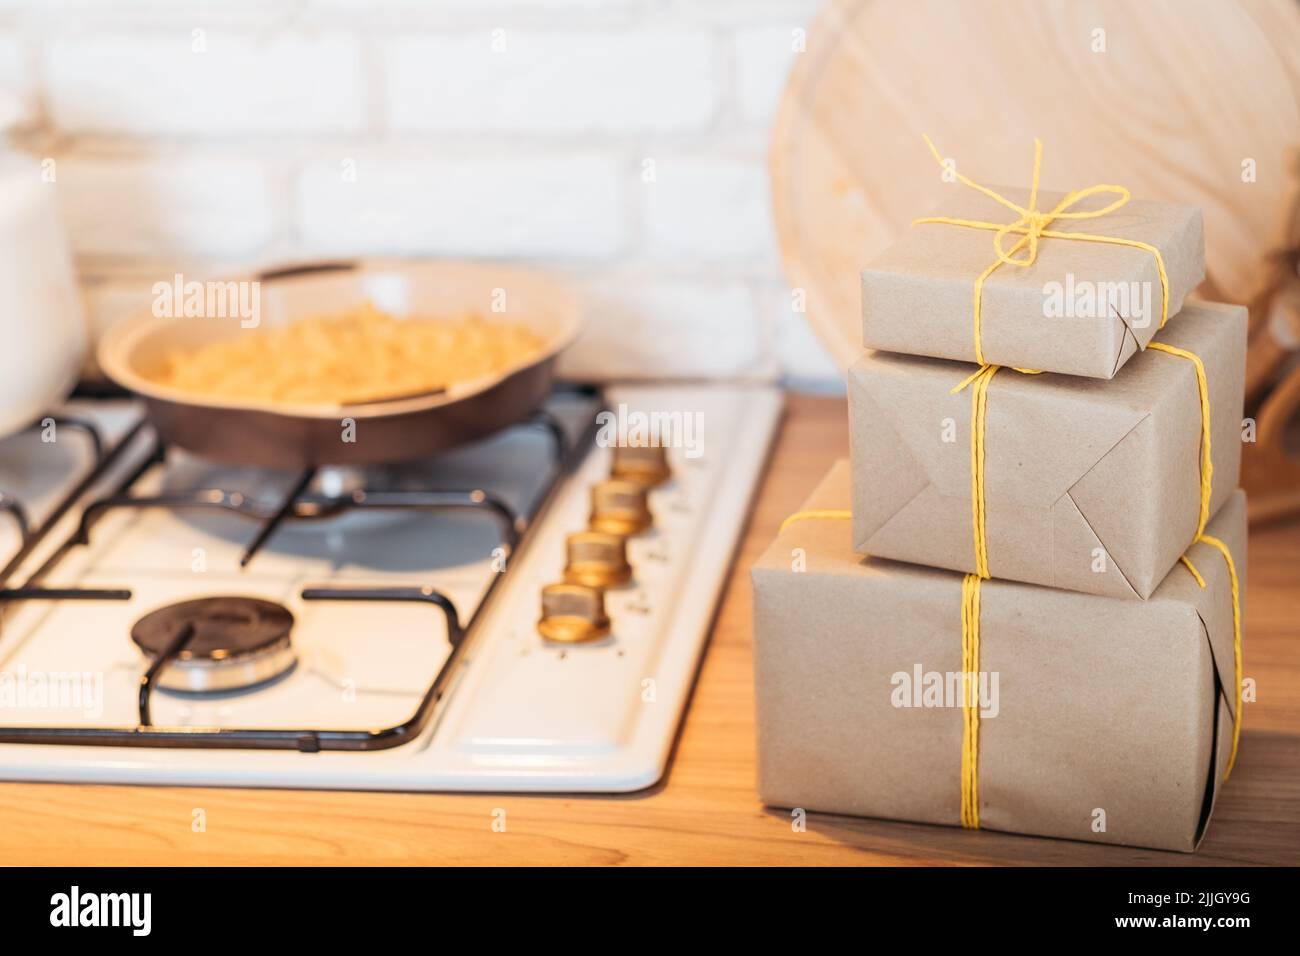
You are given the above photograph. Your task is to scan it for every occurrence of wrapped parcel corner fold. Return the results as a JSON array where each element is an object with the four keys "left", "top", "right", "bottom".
[{"left": 847, "top": 301, "right": 1246, "bottom": 600}]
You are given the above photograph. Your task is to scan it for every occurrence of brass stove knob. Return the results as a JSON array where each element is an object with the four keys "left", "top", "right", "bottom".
[
  {"left": 537, "top": 583, "right": 611, "bottom": 644},
  {"left": 611, "top": 443, "right": 671, "bottom": 487},
  {"left": 564, "top": 530, "right": 633, "bottom": 589},
  {"left": 589, "top": 479, "right": 653, "bottom": 536}
]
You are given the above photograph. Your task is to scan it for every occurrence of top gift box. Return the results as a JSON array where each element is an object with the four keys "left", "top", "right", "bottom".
[{"left": 861, "top": 143, "right": 1205, "bottom": 380}]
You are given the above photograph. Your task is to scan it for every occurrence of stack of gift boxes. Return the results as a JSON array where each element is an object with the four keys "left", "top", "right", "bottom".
[{"left": 753, "top": 149, "right": 1248, "bottom": 852}]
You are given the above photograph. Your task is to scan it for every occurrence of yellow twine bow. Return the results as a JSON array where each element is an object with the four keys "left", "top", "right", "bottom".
[
  {"left": 1147, "top": 343, "right": 1243, "bottom": 781},
  {"left": 915, "top": 135, "right": 1171, "bottom": 366}
]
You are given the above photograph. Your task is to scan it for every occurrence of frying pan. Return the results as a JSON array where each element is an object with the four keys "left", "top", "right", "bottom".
[{"left": 97, "top": 260, "right": 583, "bottom": 468}]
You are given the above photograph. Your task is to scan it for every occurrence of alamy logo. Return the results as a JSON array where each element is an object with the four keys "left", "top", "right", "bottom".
[
  {"left": 890, "top": 664, "right": 1000, "bottom": 718},
  {"left": 1042, "top": 272, "right": 1153, "bottom": 329},
  {"left": 50, "top": 886, "right": 151, "bottom": 936},
  {"left": 152, "top": 273, "right": 261, "bottom": 328},
  {"left": 0, "top": 666, "right": 103, "bottom": 718},
  {"left": 595, "top": 403, "right": 703, "bottom": 459}
]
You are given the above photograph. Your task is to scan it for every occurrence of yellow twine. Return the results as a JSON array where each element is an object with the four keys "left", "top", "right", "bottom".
[
  {"left": 960, "top": 572, "right": 982, "bottom": 828},
  {"left": 778, "top": 509, "right": 852, "bottom": 535},
  {"left": 916, "top": 135, "right": 1171, "bottom": 366},
  {"left": 1148, "top": 343, "right": 1242, "bottom": 782},
  {"left": 951, "top": 361, "right": 1037, "bottom": 578},
  {"left": 959, "top": 365, "right": 1000, "bottom": 579},
  {"left": 1147, "top": 342, "right": 1212, "bottom": 537},
  {"left": 780, "top": 509, "right": 986, "bottom": 829},
  {"left": 1178, "top": 555, "right": 1207, "bottom": 588},
  {"left": 1192, "top": 534, "right": 1243, "bottom": 780}
]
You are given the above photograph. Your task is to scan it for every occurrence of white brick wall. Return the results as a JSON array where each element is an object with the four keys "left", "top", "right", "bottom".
[
  {"left": 733, "top": 24, "right": 805, "bottom": 125},
  {"left": 297, "top": 152, "right": 630, "bottom": 259},
  {"left": 763, "top": 281, "right": 841, "bottom": 388},
  {"left": 46, "top": 31, "right": 366, "bottom": 136},
  {"left": 0, "top": 30, "right": 34, "bottom": 125},
  {"left": 383, "top": 31, "right": 721, "bottom": 133},
  {"left": 58, "top": 156, "right": 277, "bottom": 259},
  {"left": 0, "top": 0, "right": 838, "bottom": 389},
  {"left": 642, "top": 154, "right": 776, "bottom": 263},
  {"left": 563, "top": 274, "right": 768, "bottom": 380}
]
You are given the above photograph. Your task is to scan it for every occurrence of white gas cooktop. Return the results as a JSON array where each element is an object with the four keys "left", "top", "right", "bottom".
[{"left": 0, "top": 384, "right": 780, "bottom": 791}]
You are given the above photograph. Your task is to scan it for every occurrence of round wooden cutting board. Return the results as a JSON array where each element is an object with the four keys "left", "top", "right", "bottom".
[{"left": 772, "top": 0, "right": 1300, "bottom": 371}]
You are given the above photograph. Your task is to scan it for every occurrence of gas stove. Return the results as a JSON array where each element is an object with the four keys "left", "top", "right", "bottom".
[{"left": 0, "top": 384, "right": 781, "bottom": 791}]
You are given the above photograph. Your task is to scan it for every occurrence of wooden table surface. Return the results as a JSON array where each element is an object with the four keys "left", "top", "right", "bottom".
[{"left": 1, "top": 394, "right": 1296, "bottom": 866}]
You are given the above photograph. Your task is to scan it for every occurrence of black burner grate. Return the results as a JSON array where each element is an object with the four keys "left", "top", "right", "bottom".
[{"left": 0, "top": 390, "right": 602, "bottom": 751}]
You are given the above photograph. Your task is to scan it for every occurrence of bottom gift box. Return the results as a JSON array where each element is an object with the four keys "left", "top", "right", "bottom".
[{"left": 752, "top": 460, "right": 1246, "bottom": 852}]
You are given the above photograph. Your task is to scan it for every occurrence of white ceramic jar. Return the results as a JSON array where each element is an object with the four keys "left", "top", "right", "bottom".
[{"left": 0, "top": 93, "right": 86, "bottom": 437}]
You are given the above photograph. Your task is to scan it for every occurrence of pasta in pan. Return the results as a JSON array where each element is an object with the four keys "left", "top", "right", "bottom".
[{"left": 151, "top": 303, "right": 546, "bottom": 405}]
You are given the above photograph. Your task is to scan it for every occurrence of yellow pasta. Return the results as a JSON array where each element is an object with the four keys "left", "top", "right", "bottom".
[{"left": 152, "top": 303, "right": 545, "bottom": 405}]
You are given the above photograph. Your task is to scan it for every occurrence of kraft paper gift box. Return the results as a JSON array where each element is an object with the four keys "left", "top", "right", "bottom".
[
  {"left": 752, "top": 461, "right": 1246, "bottom": 852},
  {"left": 861, "top": 187, "right": 1205, "bottom": 379},
  {"left": 848, "top": 300, "right": 1246, "bottom": 600}
]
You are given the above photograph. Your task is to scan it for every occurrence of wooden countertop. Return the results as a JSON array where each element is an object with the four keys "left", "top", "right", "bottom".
[{"left": 1, "top": 394, "right": 1296, "bottom": 866}]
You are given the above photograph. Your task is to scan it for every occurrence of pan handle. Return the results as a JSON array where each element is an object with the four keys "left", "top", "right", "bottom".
[{"left": 257, "top": 261, "right": 359, "bottom": 283}]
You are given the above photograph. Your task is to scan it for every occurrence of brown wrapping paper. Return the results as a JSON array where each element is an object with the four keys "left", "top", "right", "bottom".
[
  {"left": 848, "top": 300, "right": 1246, "bottom": 599},
  {"left": 753, "top": 461, "right": 1245, "bottom": 852},
  {"left": 861, "top": 187, "right": 1205, "bottom": 379}
]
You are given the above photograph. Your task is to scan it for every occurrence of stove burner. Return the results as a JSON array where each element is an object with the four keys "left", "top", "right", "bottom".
[
  {"left": 0, "top": 389, "right": 588, "bottom": 751},
  {"left": 131, "top": 597, "right": 296, "bottom": 694}
]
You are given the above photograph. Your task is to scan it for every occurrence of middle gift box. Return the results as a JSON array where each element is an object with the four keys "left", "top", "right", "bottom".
[{"left": 848, "top": 300, "right": 1245, "bottom": 599}]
